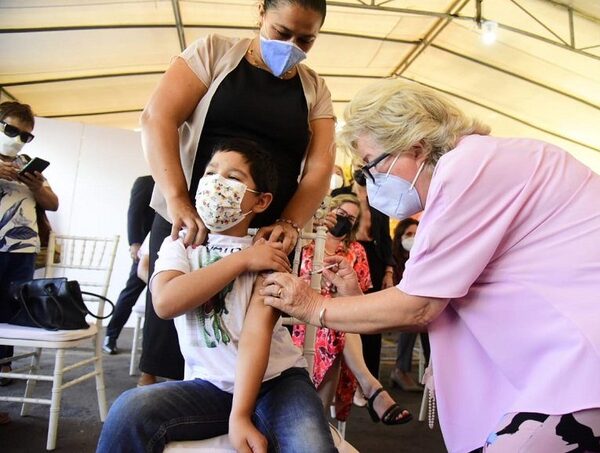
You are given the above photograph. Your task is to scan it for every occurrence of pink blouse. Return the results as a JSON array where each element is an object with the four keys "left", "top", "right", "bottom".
[{"left": 399, "top": 135, "right": 600, "bottom": 452}]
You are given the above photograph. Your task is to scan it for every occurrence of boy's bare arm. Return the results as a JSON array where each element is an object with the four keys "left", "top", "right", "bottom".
[
  {"left": 152, "top": 240, "right": 291, "bottom": 319},
  {"left": 229, "top": 275, "right": 280, "bottom": 453},
  {"left": 152, "top": 251, "right": 247, "bottom": 319}
]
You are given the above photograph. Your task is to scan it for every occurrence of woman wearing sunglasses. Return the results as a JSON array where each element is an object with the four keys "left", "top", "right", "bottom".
[
  {"left": 262, "top": 79, "right": 600, "bottom": 453},
  {"left": 292, "top": 194, "right": 411, "bottom": 426},
  {"left": 0, "top": 102, "right": 58, "bottom": 424}
]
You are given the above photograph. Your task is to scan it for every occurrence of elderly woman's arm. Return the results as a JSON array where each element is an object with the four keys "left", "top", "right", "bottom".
[
  {"left": 255, "top": 118, "right": 335, "bottom": 253},
  {"left": 261, "top": 255, "right": 449, "bottom": 333},
  {"left": 318, "top": 288, "right": 448, "bottom": 333},
  {"left": 141, "top": 58, "right": 208, "bottom": 246}
]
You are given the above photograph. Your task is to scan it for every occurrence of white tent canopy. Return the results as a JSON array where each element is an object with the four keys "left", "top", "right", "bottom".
[{"left": 1, "top": 0, "right": 599, "bottom": 168}]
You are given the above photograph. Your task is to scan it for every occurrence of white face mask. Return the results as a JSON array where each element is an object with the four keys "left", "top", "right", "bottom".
[
  {"left": 366, "top": 156, "right": 425, "bottom": 220},
  {"left": 330, "top": 174, "right": 344, "bottom": 191},
  {"left": 195, "top": 174, "right": 259, "bottom": 232},
  {"left": 401, "top": 236, "right": 415, "bottom": 252},
  {"left": 0, "top": 133, "right": 25, "bottom": 158}
]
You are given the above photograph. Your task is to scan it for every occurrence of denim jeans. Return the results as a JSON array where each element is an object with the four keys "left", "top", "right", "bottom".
[
  {"left": 0, "top": 252, "right": 35, "bottom": 363},
  {"left": 97, "top": 367, "right": 337, "bottom": 453}
]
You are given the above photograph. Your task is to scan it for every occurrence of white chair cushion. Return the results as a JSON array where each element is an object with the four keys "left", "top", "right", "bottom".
[
  {"left": 164, "top": 424, "right": 358, "bottom": 452},
  {"left": 0, "top": 322, "right": 96, "bottom": 342}
]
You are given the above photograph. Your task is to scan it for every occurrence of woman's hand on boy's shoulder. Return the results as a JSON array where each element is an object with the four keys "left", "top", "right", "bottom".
[{"left": 241, "top": 238, "right": 292, "bottom": 274}]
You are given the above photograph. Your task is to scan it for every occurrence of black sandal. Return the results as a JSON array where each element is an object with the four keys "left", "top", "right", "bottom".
[{"left": 367, "top": 387, "right": 413, "bottom": 425}]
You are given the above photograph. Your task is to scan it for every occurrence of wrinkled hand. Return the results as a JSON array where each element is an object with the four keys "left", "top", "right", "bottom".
[
  {"left": 229, "top": 416, "right": 267, "bottom": 453},
  {"left": 167, "top": 196, "right": 207, "bottom": 247},
  {"left": 381, "top": 272, "right": 394, "bottom": 289},
  {"left": 0, "top": 160, "right": 19, "bottom": 181},
  {"left": 18, "top": 171, "right": 45, "bottom": 192},
  {"left": 243, "top": 238, "right": 292, "bottom": 273},
  {"left": 129, "top": 243, "right": 141, "bottom": 262},
  {"left": 321, "top": 255, "right": 362, "bottom": 297},
  {"left": 254, "top": 221, "right": 298, "bottom": 255},
  {"left": 260, "top": 272, "right": 323, "bottom": 324},
  {"left": 315, "top": 210, "right": 336, "bottom": 233}
]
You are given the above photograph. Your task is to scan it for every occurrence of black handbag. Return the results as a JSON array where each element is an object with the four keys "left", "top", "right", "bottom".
[{"left": 8, "top": 278, "right": 115, "bottom": 331}]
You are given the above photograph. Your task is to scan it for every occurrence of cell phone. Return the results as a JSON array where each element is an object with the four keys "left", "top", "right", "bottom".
[{"left": 19, "top": 157, "right": 50, "bottom": 176}]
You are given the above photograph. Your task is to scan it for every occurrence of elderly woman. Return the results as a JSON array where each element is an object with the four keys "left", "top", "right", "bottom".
[{"left": 262, "top": 79, "right": 600, "bottom": 453}]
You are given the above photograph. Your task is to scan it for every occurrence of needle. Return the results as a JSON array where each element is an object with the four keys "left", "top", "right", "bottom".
[{"left": 310, "top": 263, "right": 337, "bottom": 275}]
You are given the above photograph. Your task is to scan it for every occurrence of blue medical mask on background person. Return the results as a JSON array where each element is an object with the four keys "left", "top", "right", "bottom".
[
  {"left": 0, "top": 133, "right": 25, "bottom": 158},
  {"left": 259, "top": 35, "right": 306, "bottom": 77},
  {"left": 366, "top": 156, "right": 425, "bottom": 220}
]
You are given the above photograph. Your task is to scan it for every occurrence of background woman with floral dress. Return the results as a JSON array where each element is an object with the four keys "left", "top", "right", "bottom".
[{"left": 292, "top": 194, "right": 411, "bottom": 424}]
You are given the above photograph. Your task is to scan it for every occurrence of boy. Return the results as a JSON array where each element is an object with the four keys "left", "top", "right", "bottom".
[{"left": 97, "top": 139, "right": 336, "bottom": 453}]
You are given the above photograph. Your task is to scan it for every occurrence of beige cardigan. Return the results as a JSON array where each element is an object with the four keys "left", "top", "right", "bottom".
[{"left": 150, "top": 33, "right": 335, "bottom": 221}]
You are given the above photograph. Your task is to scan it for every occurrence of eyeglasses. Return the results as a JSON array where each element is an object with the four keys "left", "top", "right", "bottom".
[
  {"left": 0, "top": 120, "right": 34, "bottom": 144},
  {"left": 335, "top": 207, "right": 357, "bottom": 225},
  {"left": 352, "top": 152, "right": 390, "bottom": 186}
]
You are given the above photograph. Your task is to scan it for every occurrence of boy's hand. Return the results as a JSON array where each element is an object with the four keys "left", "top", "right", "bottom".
[
  {"left": 243, "top": 239, "right": 291, "bottom": 273},
  {"left": 229, "top": 416, "right": 267, "bottom": 453}
]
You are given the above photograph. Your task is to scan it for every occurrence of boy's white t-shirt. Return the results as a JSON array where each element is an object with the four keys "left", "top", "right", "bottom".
[{"left": 152, "top": 233, "right": 306, "bottom": 393}]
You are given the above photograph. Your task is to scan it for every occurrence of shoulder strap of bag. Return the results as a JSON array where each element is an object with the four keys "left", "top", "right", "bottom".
[{"left": 80, "top": 291, "right": 115, "bottom": 320}]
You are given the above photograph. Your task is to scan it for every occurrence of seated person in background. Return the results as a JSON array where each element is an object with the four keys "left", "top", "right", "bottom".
[
  {"left": 390, "top": 218, "right": 430, "bottom": 391},
  {"left": 97, "top": 138, "right": 336, "bottom": 453},
  {"left": 293, "top": 194, "right": 412, "bottom": 425}
]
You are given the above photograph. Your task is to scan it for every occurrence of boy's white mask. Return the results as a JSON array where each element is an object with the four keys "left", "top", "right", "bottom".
[{"left": 195, "top": 174, "right": 259, "bottom": 232}]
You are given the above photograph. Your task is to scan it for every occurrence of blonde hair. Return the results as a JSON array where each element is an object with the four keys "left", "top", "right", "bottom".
[
  {"left": 329, "top": 193, "right": 361, "bottom": 246},
  {"left": 338, "top": 79, "right": 491, "bottom": 166}
]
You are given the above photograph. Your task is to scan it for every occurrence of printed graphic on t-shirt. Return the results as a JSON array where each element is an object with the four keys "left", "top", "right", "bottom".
[{"left": 193, "top": 245, "right": 239, "bottom": 348}]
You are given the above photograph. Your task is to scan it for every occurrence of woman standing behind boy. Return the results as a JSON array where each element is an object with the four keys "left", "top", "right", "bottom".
[{"left": 139, "top": 0, "right": 335, "bottom": 382}]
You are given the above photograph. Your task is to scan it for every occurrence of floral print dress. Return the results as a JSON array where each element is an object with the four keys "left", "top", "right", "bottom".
[{"left": 292, "top": 240, "right": 372, "bottom": 421}]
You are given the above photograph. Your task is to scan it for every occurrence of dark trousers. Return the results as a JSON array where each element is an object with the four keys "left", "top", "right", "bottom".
[
  {"left": 139, "top": 214, "right": 184, "bottom": 380},
  {"left": 396, "top": 332, "right": 431, "bottom": 372},
  {"left": 360, "top": 333, "right": 382, "bottom": 379},
  {"left": 0, "top": 252, "right": 35, "bottom": 363},
  {"left": 105, "top": 260, "right": 146, "bottom": 341}
]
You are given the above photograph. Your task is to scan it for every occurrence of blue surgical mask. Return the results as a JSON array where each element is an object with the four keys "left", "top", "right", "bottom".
[
  {"left": 259, "top": 35, "right": 306, "bottom": 77},
  {"left": 366, "top": 156, "right": 425, "bottom": 220}
]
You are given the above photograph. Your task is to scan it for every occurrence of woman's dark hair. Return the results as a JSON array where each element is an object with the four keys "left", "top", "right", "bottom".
[
  {"left": 211, "top": 138, "right": 278, "bottom": 195},
  {"left": 264, "top": 0, "right": 327, "bottom": 24},
  {"left": 0, "top": 101, "right": 35, "bottom": 128},
  {"left": 392, "top": 217, "right": 419, "bottom": 279}
]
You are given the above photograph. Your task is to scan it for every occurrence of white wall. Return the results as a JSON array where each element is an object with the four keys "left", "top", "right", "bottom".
[{"left": 26, "top": 117, "right": 149, "bottom": 308}]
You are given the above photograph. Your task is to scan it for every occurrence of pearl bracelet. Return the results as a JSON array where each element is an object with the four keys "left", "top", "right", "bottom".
[{"left": 275, "top": 218, "right": 301, "bottom": 235}]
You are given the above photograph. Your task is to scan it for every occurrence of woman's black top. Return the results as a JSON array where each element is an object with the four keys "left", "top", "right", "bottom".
[{"left": 190, "top": 57, "right": 309, "bottom": 227}]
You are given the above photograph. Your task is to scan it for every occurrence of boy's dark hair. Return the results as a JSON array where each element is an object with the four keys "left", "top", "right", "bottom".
[
  {"left": 211, "top": 138, "right": 278, "bottom": 196},
  {"left": 0, "top": 101, "right": 35, "bottom": 128}
]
